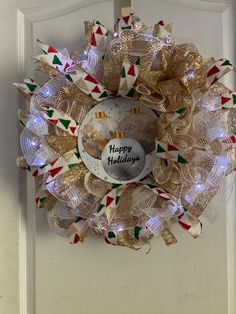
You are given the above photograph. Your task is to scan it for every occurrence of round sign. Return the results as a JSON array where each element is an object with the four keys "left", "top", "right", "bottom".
[
  {"left": 101, "top": 138, "right": 145, "bottom": 181},
  {"left": 78, "top": 97, "right": 157, "bottom": 184}
]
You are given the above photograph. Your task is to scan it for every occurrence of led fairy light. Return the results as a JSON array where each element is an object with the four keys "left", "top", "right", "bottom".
[{"left": 14, "top": 14, "right": 236, "bottom": 250}]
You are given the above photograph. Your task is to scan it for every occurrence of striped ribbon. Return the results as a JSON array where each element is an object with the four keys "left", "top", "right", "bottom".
[
  {"left": 155, "top": 140, "right": 188, "bottom": 164},
  {"left": 67, "top": 69, "right": 111, "bottom": 101},
  {"left": 90, "top": 20, "right": 108, "bottom": 51},
  {"left": 153, "top": 20, "right": 172, "bottom": 38},
  {"left": 206, "top": 58, "right": 234, "bottom": 87},
  {"left": 68, "top": 217, "right": 89, "bottom": 244},
  {"left": 115, "top": 15, "right": 134, "bottom": 36},
  {"left": 41, "top": 106, "right": 79, "bottom": 136},
  {"left": 96, "top": 184, "right": 127, "bottom": 217},
  {"left": 32, "top": 149, "right": 81, "bottom": 184},
  {"left": 13, "top": 78, "right": 40, "bottom": 99},
  {"left": 35, "top": 187, "right": 50, "bottom": 209},
  {"left": 117, "top": 60, "right": 139, "bottom": 97},
  {"left": 34, "top": 40, "right": 75, "bottom": 74},
  {"left": 218, "top": 91, "right": 236, "bottom": 109}
]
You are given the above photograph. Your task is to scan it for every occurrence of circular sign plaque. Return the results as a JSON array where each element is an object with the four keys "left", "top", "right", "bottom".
[{"left": 78, "top": 97, "right": 156, "bottom": 184}]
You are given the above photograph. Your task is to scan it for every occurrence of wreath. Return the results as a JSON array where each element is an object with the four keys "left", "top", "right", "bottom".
[{"left": 15, "top": 14, "right": 236, "bottom": 250}]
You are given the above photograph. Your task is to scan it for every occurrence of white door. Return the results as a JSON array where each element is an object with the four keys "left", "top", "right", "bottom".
[{"left": 0, "top": 0, "right": 235, "bottom": 314}]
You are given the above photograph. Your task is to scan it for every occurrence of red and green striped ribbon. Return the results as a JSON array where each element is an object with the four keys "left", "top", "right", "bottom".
[
  {"left": 35, "top": 40, "right": 75, "bottom": 74},
  {"left": 35, "top": 187, "right": 50, "bottom": 209},
  {"left": 13, "top": 78, "right": 40, "bottom": 99},
  {"left": 221, "top": 135, "right": 236, "bottom": 150},
  {"left": 141, "top": 182, "right": 172, "bottom": 201},
  {"left": 68, "top": 217, "right": 89, "bottom": 244},
  {"left": 153, "top": 20, "right": 172, "bottom": 37},
  {"left": 169, "top": 107, "right": 186, "bottom": 122},
  {"left": 90, "top": 20, "right": 108, "bottom": 51},
  {"left": 32, "top": 149, "right": 81, "bottom": 183},
  {"left": 17, "top": 109, "right": 29, "bottom": 128},
  {"left": 96, "top": 184, "right": 127, "bottom": 217},
  {"left": 104, "top": 230, "right": 118, "bottom": 245},
  {"left": 67, "top": 69, "right": 111, "bottom": 102},
  {"left": 206, "top": 58, "right": 234, "bottom": 87},
  {"left": 115, "top": 15, "right": 134, "bottom": 36},
  {"left": 218, "top": 91, "right": 236, "bottom": 109},
  {"left": 155, "top": 140, "right": 188, "bottom": 164},
  {"left": 177, "top": 210, "right": 202, "bottom": 238},
  {"left": 117, "top": 59, "right": 139, "bottom": 97},
  {"left": 41, "top": 106, "right": 79, "bottom": 137}
]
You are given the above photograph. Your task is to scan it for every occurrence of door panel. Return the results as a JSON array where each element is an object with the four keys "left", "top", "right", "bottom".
[
  {"left": 130, "top": 1, "right": 235, "bottom": 314},
  {"left": 0, "top": 0, "right": 235, "bottom": 313}
]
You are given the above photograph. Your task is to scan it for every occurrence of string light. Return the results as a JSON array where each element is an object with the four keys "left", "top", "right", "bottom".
[
  {"left": 46, "top": 181, "right": 54, "bottom": 191},
  {"left": 194, "top": 183, "right": 205, "bottom": 192},
  {"left": 42, "top": 87, "right": 52, "bottom": 97},
  {"left": 33, "top": 117, "right": 44, "bottom": 124},
  {"left": 185, "top": 194, "right": 192, "bottom": 204},
  {"left": 72, "top": 196, "right": 79, "bottom": 201},
  {"left": 185, "top": 70, "right": 195, "bottom": 79},
  {"left": 219, "top": 156, "right": 228, "bottom": 170},
  {"left": 146, "top": 216, "right": 161, "bottom": 235}
]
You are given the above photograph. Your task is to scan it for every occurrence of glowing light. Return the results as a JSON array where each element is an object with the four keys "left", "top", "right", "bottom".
[
  {"left": 113, "top": 32, "right": 118, "bottom": 37},
  {"left": 185, "top": 70, "right": 195, "bottom": 79},
  {"left": 33, "top": 117, "right": 44, "bottom": 124},
  {"left": 152, "top": 52, "right": 157, "bottom": 60},
  {"left": 185, "top": 194, "right": 192, "bottom": 204},
  {"left": 207, "top": 127, "right": 226, "bottom": 141},
  {"left": 117, "top": 226, "right": 123, "bottom": 232},
  {"left": 219, "top": 156, "right": 228, "bottom": 170},
  {"left": 162, "top": 36, "right": 172, "bottom": 46},
  {"left": 146, "top": 216, "right": 160, "bottom": 235},
  {"left": 33, "top": 157, "right": 46, "bottom": 167},
  {"left": 83, "top": 50, "right": 88, "bottom": 56},
  {"left": 46, "top": 181, "right": 54, "bottom": 190},
  {"left": 194, "top": 183, "right": 205, "bottom": 192},
  {"left": 42, "top": 87, "right": 52, "bottom": 97},
  {"left": 134, "top": 22, "right": 140, "bottom": 28}
]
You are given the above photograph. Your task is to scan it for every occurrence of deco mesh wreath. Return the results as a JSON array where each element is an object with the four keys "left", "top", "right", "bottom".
[{"left": 15, "top": 15, "right": 236, "bottom": 250}]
